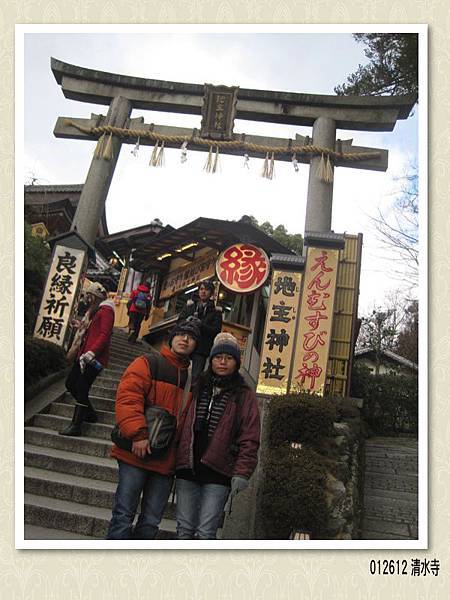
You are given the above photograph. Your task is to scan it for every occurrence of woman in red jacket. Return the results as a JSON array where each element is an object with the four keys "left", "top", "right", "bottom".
[
  {"left": 60, "top": 282, "right": 115, "bottom": 437},
  {"left": 175, "top": 332, "right": 261, "bottom": 539}
]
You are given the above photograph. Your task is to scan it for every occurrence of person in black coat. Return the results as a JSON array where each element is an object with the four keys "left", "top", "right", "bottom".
[{"left": 178, "top": 280, "right": 222, "bottom": 381}]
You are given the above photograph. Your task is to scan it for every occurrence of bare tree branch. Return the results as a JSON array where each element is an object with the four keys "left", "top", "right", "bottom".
[{"left": 370, "top": 165, "right": 419, "bottom": 289}]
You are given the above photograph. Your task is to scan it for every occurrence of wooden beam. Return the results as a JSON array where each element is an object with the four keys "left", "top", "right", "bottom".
[{"left": 54, "top": 116, "right": 389, "bottom": 172}]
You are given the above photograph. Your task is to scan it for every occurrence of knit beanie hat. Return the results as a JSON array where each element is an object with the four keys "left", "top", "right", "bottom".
[
  {"left": 209, "top": 332, "right": 241, "bottom": 368},
  {"left": 86, "top": 281, "right": 107, "bottom": 299},
  {"left": 168, "top": 317, "right": 201, "bottom": 347}
]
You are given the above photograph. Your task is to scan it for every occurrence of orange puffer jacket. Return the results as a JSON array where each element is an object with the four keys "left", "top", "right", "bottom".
[{"left": 111, "top": 345, "right": 192, "bottom": 475}]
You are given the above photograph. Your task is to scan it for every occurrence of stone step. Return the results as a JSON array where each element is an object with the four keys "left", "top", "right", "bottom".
[
  {"left": 110, "top": 339, "right": 149, "bottom": 355},
  {"left": 361, "top": 517, "right": 411, "bottom": 538},
  {"left": 107, "top": 360, "right": 135, "bottom": 374},
  {"left": 109, "top": 351, "right": 146, "bottom": 365},
  {"left": 109, "top": 349, "right": 140, "bottom": 363},
  {"left": 24, "top": 492, "right": 177, "bottom": 539},
  {"left": 24, "top": 443, "right": 118, "bottom": 482},
  {"left": 25, "top": 427, "right": 113, "bottom": 459},
  {"left": 63, "top": 372, "right": 121, "bottom": 392},
  {"left": 49, "top": 402, "right": 116, "bottom": 425},
  {"left": 90, "top": 384, "right": 116, "bottom": 400},
  {"left": 365, "top": 460, "right": 417, "bottom": 475},
  {"left": 61, "top": 394, "right": 116, "bottom": 414},
  {"left": 364, "top": 474, "right": 418, "bottom": 492},
  {"left": 95, "top": 369, "right": 125, "bottom": 383},
  {"left": 32, "top": 414, "right": 113, "bottom": 441},
  {"left": 92, "top": 396, "right": 116, "bottom": 413},
  {"left": 88, "top": 376, "right": 120, "bottom": 390},
  {"left": 24, "top": 465, "right": 177, "bottom": 522},
  {"left": 25, "top": 466, "right": 117, "bottom": 509},
  {"left": 24, "top": 524, "right": 102, "bottom": 540},
  {"left": 108, "top": 350, "right": 135, "bottom": 363},
  {"left": 98, "top": 366, "right": 127, "bottom": 379},
  {"left": 113, "top": 344, "right": 155, "bottom": 356}
]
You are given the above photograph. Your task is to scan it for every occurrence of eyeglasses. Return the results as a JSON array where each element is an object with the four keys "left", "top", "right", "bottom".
[
  {"left": 177, "top": 333, "right": 196, "bottom": 342},
  {"left": 212, "top": 354, "right": 235, "bottom": 362}
]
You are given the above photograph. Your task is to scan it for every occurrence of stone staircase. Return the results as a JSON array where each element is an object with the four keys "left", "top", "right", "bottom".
[{"left": 24, "top": 329, "right": 177, "bottom": 540}]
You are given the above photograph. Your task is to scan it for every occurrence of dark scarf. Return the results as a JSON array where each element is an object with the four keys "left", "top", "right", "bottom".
[{"left": 194, "top": 371, "right": 241, "bottom": 438}]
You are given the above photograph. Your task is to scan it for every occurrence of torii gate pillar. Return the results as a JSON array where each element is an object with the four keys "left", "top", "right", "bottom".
[
  {"left": 71, "top": 96, "right": 132, "bottom": 246},
  {"left": 305, "top": 116, "right": 337, "bottom": 233}
]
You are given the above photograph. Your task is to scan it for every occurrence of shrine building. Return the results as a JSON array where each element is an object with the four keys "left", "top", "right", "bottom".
[
  {"left": 26, "top": 182, "right": 362, "bottom": 397},
  {"left": 114, "top": 215, "right": 362, "bottom": 397}
]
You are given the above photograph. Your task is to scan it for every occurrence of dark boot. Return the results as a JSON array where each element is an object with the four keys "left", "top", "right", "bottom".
[
  {"left": 59, "top": 404, "right": 87, "bottom": 436},
  {"left": 84, "top": 399, "right": 98, "bottom": 423}
]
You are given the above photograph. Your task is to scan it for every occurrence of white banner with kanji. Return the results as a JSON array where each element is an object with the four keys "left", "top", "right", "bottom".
[
  {"left": 33, "top": 245, "right": 86, "bottom": 347},
  {"left": 257, "top": 269, "right": 303, "bottom": 395}
]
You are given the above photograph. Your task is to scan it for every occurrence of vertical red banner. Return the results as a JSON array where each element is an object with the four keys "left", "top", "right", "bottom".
[{"left": 292, "top": 247, "right": 339, "bottom": 395}]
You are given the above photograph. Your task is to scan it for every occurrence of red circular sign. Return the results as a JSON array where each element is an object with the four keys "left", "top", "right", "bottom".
[{"left": 216, "top": 243, "right": 270, "bottom": 293}]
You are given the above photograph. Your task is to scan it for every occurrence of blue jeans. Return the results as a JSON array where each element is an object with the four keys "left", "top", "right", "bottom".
[
  {"left": 175, "top": 478, "right": 230, "bottom": 540},
  {"left": 107, "top": 461, "right": 173, "bottom": 539}
]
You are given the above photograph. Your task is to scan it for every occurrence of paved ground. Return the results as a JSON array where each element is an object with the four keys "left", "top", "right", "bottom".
[{"left": 361, "top": 436, "right": 418, "bottom": 540}]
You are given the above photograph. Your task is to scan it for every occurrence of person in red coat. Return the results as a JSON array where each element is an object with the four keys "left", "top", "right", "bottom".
[
  {"left": 127, "top": 282, "right": 152, "bottom": 343},
  {"left": 175, "top": 332, "right": 261, "bottom": 539},
  {"left": 60, "top": 282, "right": 115, "bottom": 437}
]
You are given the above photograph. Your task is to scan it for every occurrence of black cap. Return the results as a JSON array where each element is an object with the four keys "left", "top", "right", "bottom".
[{"left": 168, "top": 317, "right": 201, "bottom": 347}]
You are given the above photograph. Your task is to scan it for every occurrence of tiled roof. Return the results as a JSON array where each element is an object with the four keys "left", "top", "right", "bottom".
[
  {"left": 24, "top": 184, "right": 84, "bottom": 193},
  {"left": 270, "top": 253, "right": 305, "bottom": 269},
  {"left": 355, "top": 347, "right": 418, "bottom": 371}
]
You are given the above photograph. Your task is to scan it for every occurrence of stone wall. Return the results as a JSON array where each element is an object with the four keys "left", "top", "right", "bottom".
[{"left": 323, "top": 400, "right": 365, "bottom": 539}]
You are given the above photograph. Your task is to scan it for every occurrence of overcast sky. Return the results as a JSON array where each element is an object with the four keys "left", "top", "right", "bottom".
[{"left": 21, "top": 27, "right": 419, "bottom": 313}]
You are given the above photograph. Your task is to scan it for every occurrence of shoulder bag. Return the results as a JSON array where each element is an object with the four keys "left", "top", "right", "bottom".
[{"left": 66, "top": 314, "right": 91, "bottom": 363}]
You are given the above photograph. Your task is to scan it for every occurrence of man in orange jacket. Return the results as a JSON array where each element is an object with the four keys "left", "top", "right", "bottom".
[{"left": 107, "top": 318, "right": 201, "bottom": 539}]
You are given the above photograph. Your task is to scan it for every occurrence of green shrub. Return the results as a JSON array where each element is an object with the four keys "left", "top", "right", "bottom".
[
  {"left": 267, "top": 392, "right": 337, "bottom": 449},
  {"left": 24, "top": 222, "right": 50, "bottom": 334},
  {"left": 24, "top": 336, "right": 67, "bottom": 388},
  {"left": 351, "top": 363, "right": 418, "bottom": 434},
  {"left": 258, "top": 392, "right": 343, "bottom": 538},
  {"left": 261, "top": 446, "right": 329, "bottom": 539}
]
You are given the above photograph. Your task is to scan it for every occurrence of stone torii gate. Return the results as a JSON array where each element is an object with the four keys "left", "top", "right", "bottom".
[
  {"left": 35, "top": 58, "right": 415, "bottom": 374},
  {"left": 50, "top": 58, "right": 416, "bottom": 247}
]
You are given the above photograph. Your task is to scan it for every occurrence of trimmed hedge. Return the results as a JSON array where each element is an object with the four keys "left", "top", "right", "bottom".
[
  {"left": 260, "top": 392, "right": 340, "bottom": 539},
  {"left": 267, "top": 392, "right": 337, "bottom": 449},
  {"left": 261, "top": 445, "right": 328, "bottom": 539},
  {"left": 24, "top": 336, "right": 67, "bottom": 388}
]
